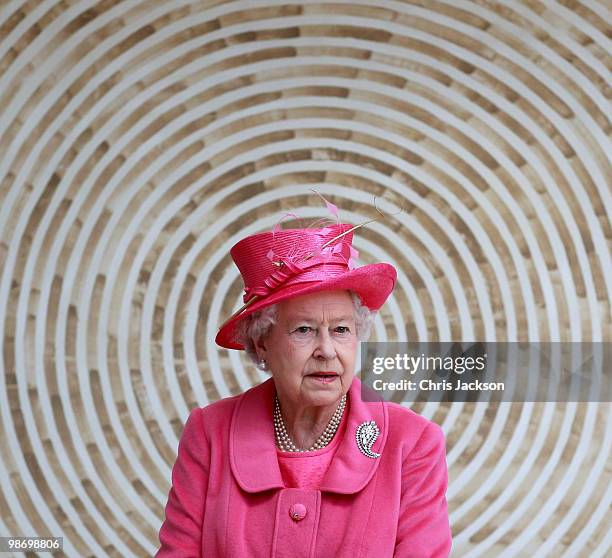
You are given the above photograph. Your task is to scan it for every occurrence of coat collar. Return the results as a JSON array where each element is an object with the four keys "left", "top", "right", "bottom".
[{"left": 229, "top": 376, "right": 388, "bottom": 494}]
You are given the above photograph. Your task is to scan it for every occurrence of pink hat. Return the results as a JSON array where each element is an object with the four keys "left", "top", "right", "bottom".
[{"left": 215, "top": 223, "right": 397, "bottom": 349}]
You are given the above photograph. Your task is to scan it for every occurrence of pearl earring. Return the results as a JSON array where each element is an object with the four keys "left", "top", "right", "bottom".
[{"left": 257, "top": 359, "right": 267, "bottom": 371}]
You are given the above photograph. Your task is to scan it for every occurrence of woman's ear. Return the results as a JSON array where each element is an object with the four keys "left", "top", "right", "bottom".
[{"left": 254, "top": 335, "right": 267, "bottom": 361}]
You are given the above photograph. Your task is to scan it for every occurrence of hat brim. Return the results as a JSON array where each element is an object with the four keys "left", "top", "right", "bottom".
[{"left": 215, "top": 262, "right": 397, "bottom": 349}]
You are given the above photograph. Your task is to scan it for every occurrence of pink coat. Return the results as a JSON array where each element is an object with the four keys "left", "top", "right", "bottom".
[{"left": 156, "top": 377, "right": 452, "bottom": 557}]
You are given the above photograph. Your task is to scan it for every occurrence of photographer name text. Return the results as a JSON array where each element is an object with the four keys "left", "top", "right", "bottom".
[
  {"left": 370, "top": 378, "right": 505, "bottom": 392},
  {"left": 369, "top": 352, "right": 505, "bottom": 392}
]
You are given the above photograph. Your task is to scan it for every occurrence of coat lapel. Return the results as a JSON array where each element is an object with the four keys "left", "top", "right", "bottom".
[
  {"left": 230, "top": 376, "right": 387, "bottom": 494},
  {"left": 230, "top": 378, "right": 285, "bottom": 492},
  {"left": 319, "top": 377, "right": 388, "bottom": 494}
]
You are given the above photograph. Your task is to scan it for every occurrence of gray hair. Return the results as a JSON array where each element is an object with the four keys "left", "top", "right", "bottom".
[{"left": 236, "top": 291, "right": 377, "bottom": 364}]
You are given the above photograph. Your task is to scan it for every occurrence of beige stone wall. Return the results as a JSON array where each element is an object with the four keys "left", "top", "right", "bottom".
[{"left": 0, "top": 1, "right": 610, "bottom": 556}]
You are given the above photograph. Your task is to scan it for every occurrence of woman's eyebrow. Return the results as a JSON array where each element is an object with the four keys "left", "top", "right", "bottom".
[
  {"left": 330, "top": 314, "right": 355, "bottom": 323},
  {"left": 285, "top": 314, "right": 354, "bottom": 324},
  {"left": 286, "top": 315, "right": 317, "bottom": 324}
]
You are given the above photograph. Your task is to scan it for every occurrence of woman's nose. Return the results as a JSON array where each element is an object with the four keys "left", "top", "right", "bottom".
[{"left": 313, "top": 330, "right": 336, "bottom": 360}]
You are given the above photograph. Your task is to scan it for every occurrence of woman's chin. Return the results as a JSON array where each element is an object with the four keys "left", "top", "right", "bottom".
[{"left": 301, "top": 377, "right": 347, "bottom": 404}]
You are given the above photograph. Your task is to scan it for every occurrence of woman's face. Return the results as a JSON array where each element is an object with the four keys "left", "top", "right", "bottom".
[{"left": 256, "top": 290, "right": 358, "bottom": 410}]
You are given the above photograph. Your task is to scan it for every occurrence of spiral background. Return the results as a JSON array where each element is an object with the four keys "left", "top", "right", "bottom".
[{"left": 0, "top": 1, "right": 610, "bottom": 556}]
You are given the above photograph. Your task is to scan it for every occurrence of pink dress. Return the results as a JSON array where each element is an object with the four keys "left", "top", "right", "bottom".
[{"left": 276, "top": 408, "right": 347, "bottom": 490}]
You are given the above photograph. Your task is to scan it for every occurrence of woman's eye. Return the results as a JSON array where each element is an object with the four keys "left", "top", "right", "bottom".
[
  {"left": 335, "top": 326, "right": 350, "bottom": 334},
  {"left": 295, "top": 326, "right": 313, "bottom": 334}
]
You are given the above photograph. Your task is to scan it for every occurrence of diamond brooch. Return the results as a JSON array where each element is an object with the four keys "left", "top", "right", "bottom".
[{"left": 356, "top": 420, "right": 381, "bottom": 459}]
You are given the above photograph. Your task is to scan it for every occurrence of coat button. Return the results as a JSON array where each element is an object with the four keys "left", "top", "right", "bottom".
[{"left": 289, "top": 503, "right": 307, "bottom": 521}]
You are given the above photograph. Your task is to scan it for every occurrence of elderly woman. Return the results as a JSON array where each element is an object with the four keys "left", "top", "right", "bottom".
[{"left": 156, "top": 223, "right": 451, "bottom": 557}]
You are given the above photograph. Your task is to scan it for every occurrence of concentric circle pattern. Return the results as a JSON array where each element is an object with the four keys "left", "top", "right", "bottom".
[{"left": 0, "top": 1, "right": 610, "bottom": 556}]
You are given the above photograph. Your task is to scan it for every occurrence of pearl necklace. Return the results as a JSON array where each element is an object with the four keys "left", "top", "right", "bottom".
[{"left": 273, "top": 394, "right": 347, "bottom": 452}]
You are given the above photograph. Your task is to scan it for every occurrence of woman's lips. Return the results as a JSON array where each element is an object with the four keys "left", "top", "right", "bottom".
[{"left": 307, "top": 372, "right": 339, "bottom": 384}]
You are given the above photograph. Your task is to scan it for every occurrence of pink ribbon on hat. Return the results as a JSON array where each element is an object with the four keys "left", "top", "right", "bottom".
[{"left": 242, "top": 236, "right": 357, "bottom": 303}]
